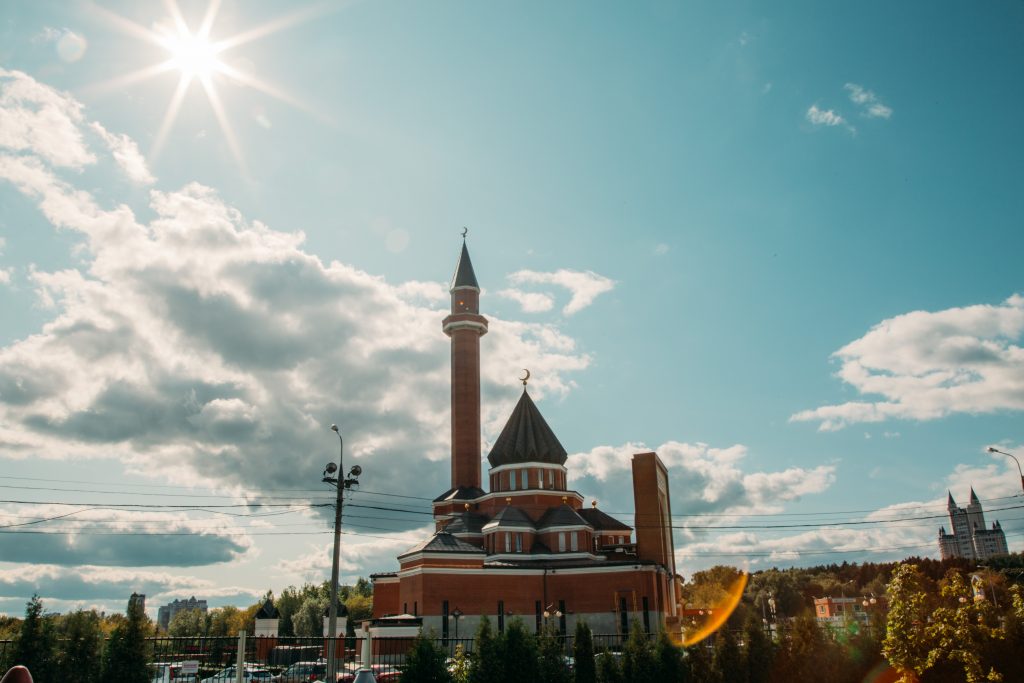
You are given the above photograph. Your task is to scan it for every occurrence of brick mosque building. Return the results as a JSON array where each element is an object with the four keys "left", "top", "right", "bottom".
[{"left": 371, "top": 239, "right": 680, "bottom": 637}]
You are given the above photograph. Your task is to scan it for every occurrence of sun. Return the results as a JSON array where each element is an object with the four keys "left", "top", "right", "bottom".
[
  {"left": 163, "top": 31, "right": 224, "bottom": 81},
  {"left": 89, "top": 0, "right": 328, "bottom": 168}
]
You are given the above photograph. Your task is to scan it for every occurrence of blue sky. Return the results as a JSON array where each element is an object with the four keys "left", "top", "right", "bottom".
[{"left": 0, "top": 0, "right": 1022, "bottom": 617}]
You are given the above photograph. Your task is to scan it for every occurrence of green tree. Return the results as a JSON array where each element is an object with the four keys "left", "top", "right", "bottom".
[
  {"left": 621, "top": 621, "right": 656, "bottom": 683},
  {"left": 293, "top": 595, "right": 327, "bottom": 637},
  {"left": 400, "top": 629, "right": 452, "bottom": 683},
  {"left": 712, "top": 627, "right": 744, "bottom": 683},
  {"left": 345, "top": 593, "right": 374, "bottom": 623},
  {"left": 450, "top": 643, "right": 471, "bottom": 683},
  {"left": 538, "top": 622, "right": 570, "bottom": 683},
  {"left": 653, "top": 630, "right": 683, "bottom": 682},
  {"left": 742, "top": 614, "right": 773, "bottom": 683},
  {"left": 13, "top": 595, "right": 57, "bottom": 681},
  {"left": 921, "top": 570, "right": 1004, "bottom": 682},
  {"left": 573, "top": 620, "right": 597, "bottom": 683},
  {"left": 167, "top": 607, "right": 207, "bottom": 637},
  {"left": 595, "top": 650, "right": 623, "bottom": 683},
  {"left": 353, "top": 577, "right": 374, "bottom": 597},
  {"left": 468, "top": 615, "right": 502, "bottom": 683},
  {"left": 103, "top": 595, "right": 151, "bottom": 683},
  {"left": 685, "top": 642, "right": 716, "bottom": 683},
  {"left": 502, "top": 619, "right": 539, "bottom": 683},
  {"left": 58, "top": 609, "right": 103, "bottom": 683}
]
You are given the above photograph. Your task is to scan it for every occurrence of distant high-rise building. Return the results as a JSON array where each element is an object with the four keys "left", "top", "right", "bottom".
[
  {"left": 938, "top": 488, "right": 1009, "bottom": 561},
  {"left": 129, "top": 593, "right": 145, "bottom": 614},
  {"left": 156, "top": 596, "right": 208, "bottom": 632}
]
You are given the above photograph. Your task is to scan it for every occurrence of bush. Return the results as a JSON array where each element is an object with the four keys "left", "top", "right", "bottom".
[
  {"left": 400, "top": 629, "right": 452, "bottom": 683},
  {"left": 573, "top": 621, "right": 596, "bottom": 683}
]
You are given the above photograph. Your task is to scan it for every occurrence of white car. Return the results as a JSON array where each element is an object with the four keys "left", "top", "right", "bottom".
[{"left": 200, "top": 667, "right": 273, "bottom": 683}]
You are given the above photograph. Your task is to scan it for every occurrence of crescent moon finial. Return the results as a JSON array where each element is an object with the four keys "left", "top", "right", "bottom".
[
  {"left": 461, "top": 227, "right": 468, "bottom": 239},
  {"left": 520, "top": 368, "right": 530, "bottom": 387}
]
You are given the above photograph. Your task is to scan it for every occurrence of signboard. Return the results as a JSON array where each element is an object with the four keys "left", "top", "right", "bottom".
[{"left": 181, "top": 661, "right": 200, "bottom": 675}]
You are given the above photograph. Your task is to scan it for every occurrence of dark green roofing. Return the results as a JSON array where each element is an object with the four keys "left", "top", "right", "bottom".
[
  {"left": 398, "top": 532, "right": 485, "bottom": 558},
  {"left": 451, "top": 242, "right": 479, "bottom": 290},
  {"left": 484, "top": 505, "right": 535, "bottom": 530},
  {"left": 255, "top": 599, "right": 279, "bottom": 619},
  {"left": 433, "top": 486, "right": 487, "bottom": 503},
  {"left": 487, "top": 391, "right": 567, "bottom": 467},
  {"left": 445, "top": 513, "right": 488, "bottom": 535},
  {"left": 537, "top": 504, "right": 590, "bottom": 530},
  {"left": 578, "top": 507, "right": 632, "bottom": 531}
]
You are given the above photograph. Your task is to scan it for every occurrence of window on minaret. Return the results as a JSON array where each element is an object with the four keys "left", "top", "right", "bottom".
[
  {"left": 520, "top": 470, "right": 528, "bottom": 490},
  {"left": 505, "top": 533, "right": 511, "bottom": 553},
  {"left": 547, "top": 470, "right": 553, "bottom": 488},
  {"left": 558, "top": 532, "right": 566, "bottom": 552},
  {"left": 570, "top": 532, "right": 578, "bottom": 552},
  {"left": 516, "top": 533, "right": 522, "bottom": 552},
  {"left": 510, "top": 472, "right": 517, "bottom": 490}
]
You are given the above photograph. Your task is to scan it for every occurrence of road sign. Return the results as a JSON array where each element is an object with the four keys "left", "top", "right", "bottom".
[{"left": 181, "top": 661, "right": 199, "bottom": 675}]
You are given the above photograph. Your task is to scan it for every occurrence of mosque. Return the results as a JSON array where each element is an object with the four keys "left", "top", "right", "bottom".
[{"left": 371, "top": 239, "right": 680, "bottom": 637}]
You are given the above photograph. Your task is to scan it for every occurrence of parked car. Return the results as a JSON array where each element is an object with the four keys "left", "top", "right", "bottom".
[
  {"left": 150, "top": 662, "right": 199, "bottom": 683},
  {"left": 200, "top": 666, "right": 273, "bottom": 682},
  {"left": 270, "top": 661, "right": 327, "bottom": 682}
]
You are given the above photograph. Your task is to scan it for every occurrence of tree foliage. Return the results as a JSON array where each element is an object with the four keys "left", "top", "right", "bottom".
[
  {"left": 58, "top": 609, "right": 103, "bottom": 683},
  {"left": 102, "top": 595, "right": 151, "bottom": 683},
  {"left": 13, "top": 595, "right": 57, "bottom": 681},
  {"left": 573, "top": 620, "right": 597, "bottom": 683},
  {"left": 400, "top": 629, "right": 452, "bottom": 683}
]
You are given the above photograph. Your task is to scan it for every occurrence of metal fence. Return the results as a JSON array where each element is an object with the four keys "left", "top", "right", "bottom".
[{"left": 0, "top": 632, "right": 638, "bottom": 679}]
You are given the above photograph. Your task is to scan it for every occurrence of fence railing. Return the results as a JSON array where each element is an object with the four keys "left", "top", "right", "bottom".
[{"left": 0, "top": 632, "right": 641, "bottom": 678}]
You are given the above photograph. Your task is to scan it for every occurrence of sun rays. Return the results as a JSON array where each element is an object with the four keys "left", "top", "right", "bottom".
[{"left": 88, "top": 0, "right": 331, "bottom": 168}]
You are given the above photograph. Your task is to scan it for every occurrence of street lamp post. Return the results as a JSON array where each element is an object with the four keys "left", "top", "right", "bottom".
[
  {"left": 987, "top": 447, "right": 1024, "bottom": 493},
  {"left": 323, "top": 424, "right": 361, "bottom": 683},
  {"left": 451, "top": 608, "right": 463, "bottom": 640}
]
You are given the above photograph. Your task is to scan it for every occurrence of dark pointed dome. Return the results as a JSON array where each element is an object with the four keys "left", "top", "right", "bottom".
[
  {"left": 451, "top": 242, "right": 479, "bottom": 290},
  {"left": 487, "top": 391, "right": 567, "bottom": 467}
]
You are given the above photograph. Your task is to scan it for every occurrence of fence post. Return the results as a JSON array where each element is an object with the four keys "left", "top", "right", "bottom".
[{"left": 236, "top": 630, "right": 246, "bottom": 683}]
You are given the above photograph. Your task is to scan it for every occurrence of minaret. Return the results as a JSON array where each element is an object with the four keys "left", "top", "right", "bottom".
[{"left": 442, "top": 237, "right": 488, "bottom": 492}]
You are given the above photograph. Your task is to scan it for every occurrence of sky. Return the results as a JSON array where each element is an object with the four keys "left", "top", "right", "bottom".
[{"left": 0, "top": 0, "right": 1022, "bottom": 619}]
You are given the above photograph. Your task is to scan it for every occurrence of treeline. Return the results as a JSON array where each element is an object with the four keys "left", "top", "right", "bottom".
[
  {"left": 1, "top": 595, "right": 151, "bottom": 683},
  {"left": 399, "top": 613, "right": 883, "bottom": 683},
  {"left": 163, "top": 577, "right": 373, "bottom": 638}
]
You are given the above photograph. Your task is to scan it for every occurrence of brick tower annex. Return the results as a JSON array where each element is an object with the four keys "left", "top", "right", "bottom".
[{"left": 371, "top": 239, "right": 680, "bottom": 638}]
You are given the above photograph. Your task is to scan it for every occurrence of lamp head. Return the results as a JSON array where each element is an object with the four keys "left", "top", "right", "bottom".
[
  {"left": 349, "top": 465, "right": 362, "bottom": 477},
  {"left": 324, "top": 462, "right": 338, "bottom": 475},
  {"left": 331, "top": 424, "right": 339, "bottom": 433}
]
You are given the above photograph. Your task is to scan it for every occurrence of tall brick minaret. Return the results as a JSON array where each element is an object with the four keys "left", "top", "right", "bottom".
[{"left": 442, "top": 238, "right": 488, "bottom": 491}]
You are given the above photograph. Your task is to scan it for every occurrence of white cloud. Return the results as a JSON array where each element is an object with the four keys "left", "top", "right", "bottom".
[
  {"left": 0, "top": 268, "right": 11, "bottom": 285},
  {"left": 806, "top": 105, "right": 848, "bottom": 128},
  {"left": 654, "top": 243, "right": 669, "bottom": 256},
  {"left": 0, "top": 69, "right": 95, "bottom": 168},
  {"left": 506, "top": 269, "right": 616, "bottom": 315},
  {"left": 845, "top": 83, "right": 892, "bottom": 119},
  {"left": 791, "top": 294, "right": 1024, "bottom": 431},
  {"left": 89, "top": 122, "right": 155, "bottom": 184},
  {"left": 0, "top": 70, "right": 593, "bottom": 582},
  {"left": 497, "top": 288, "right": 555, "bottom": 313}
]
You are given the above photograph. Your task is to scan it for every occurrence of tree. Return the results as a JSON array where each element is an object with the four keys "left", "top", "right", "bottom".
[
  {"left": 742, "top": 613, "right": 773, "bottom": 683},
  {"left": 538, "top": 622, "right": 570, "bottom": 683},
  {"left": 922, "top": 570, "right": 1004, "bottom": 682},
  {"left": 12, "top": 595, "right": 57, "bottom": 681},
  {"left": 468, "top": 615, "right": 502, "bottom": 683},
  {"left": 103, "top": 595, "right": 151, "bottom": 683},
  {"left": 400, "top": 629, "right": 452, "bottom": 683},
  {"left": 293, "top": 595, "right": 327, "bottom": 637},
  {"left": 653, "top": 630, "right": 683, "bottom": 682},
  {"left": 712, "top": 628, "right": 743, "bottom": 683},
  {"left": 621, "top": 621, "right": 656, "bottom": 683},
  {"left": 450, "top": 643, "right": 471, "bottom": 683},
  {"left": 882, "top": 563, "right": 935, "bottom": 682},
  {"left": 573, "top": 620, "right": 597, "bottom": 683},
  {"left": 502, "top": 619, "right": 539, "bottom": 683},
  {"left": 685, "top": 642, "right": 716, "bottom": 683},
  {"left": 167, "top": 607, "right": 207, "bottom": 637},
  {"left": 345, "top": 594, "right": 374, "bottom": 623},
  {"left": 58, "top": 609, "right": 103, "bottom": 683},
  {"left": 353, "top": 577, "right": 373, "bottom": 597},
  {"left": 595, "top": 650, "right": 623, "bottom": 683}
]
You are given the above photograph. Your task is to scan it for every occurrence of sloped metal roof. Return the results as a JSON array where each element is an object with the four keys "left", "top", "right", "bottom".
[
  {"left": 578, "top": 507, "right": 633, "bottom": 531},
  {"left": 398, "top": 532, "right": 485, "bottom": 558},
  {"left": 451, "top": 241, "right": 479, "bottom": 290},
  {"left": 487, "top": 391, "right": 567, "bottom": 467},
  {"left": 537, "top": 504, "right": 590, "bottom": 530}
]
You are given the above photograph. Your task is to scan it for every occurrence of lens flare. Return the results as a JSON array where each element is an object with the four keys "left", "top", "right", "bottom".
[{"left": 672, "top": 571, "right": 749, "bottom": 647}]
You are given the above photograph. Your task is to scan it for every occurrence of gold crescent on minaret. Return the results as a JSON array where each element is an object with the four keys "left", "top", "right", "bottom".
[{"left": 520, "top": 368, "right": 530, "bottom": 386}]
